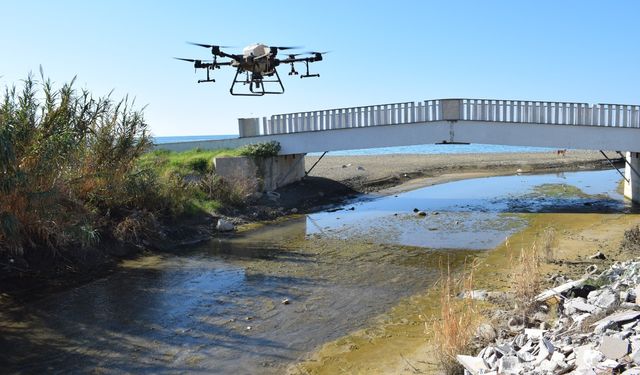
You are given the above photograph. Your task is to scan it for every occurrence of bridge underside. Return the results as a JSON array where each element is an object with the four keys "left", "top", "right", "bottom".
[{"left": 256, "top": 120, "right": 640, "bottom": 155}]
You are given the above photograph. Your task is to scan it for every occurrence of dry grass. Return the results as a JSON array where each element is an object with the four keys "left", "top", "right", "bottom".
[
  {"left": 541, "top": 226, "right": 556, "bottom": 262},
  {"left": 427, "top": 259, "right": 482, "bottom": 375},
  {"left": 511, "top": 243, "right": 543, "bottom": 313}
]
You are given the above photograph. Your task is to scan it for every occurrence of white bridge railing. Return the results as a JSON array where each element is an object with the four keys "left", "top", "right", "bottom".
[{"left": 238, "top": 99, "right": 640, "bottom": 137}]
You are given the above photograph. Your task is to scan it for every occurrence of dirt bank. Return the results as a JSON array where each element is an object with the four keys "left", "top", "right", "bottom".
[{"left": 304, "top": 150, "right": 615, "bottom": 192}]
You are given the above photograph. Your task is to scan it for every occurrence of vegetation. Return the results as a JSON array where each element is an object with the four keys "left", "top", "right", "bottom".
[
  {"left": 622, "top": 225, "right": 640, "bottom": 253},
  {"left": 0, "top": 74, "right": 252, "bottom": 271},
  {"left": 511, "top": 243, "right": 543, "bottom": 313},
  {"left": 428, "top": 259, "right": 482, "bottom": 375},
  {"left": 239, "top": 141, "right": 281, "bottom": 158}
]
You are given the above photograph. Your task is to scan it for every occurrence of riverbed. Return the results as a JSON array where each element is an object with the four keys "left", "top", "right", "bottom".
[{"left": 0, "top": 169, "right": 635, "bottom": 374}]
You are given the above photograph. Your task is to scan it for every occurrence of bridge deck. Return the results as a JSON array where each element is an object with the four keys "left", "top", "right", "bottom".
[{"left": 157, "top": 98, "right": 640, "bottom": 154}]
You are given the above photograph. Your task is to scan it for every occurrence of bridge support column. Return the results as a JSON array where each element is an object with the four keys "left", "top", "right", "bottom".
[
  {"left": 214, "top": 154, "right": 305, "bottom": 192},
  {"left": 624, "top": 152, "right": 640, "bottom": 203}
]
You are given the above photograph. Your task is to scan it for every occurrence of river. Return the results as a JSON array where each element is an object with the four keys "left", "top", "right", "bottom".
[{"left": 0, "top": 169, "right": 631, "bottom": 374}]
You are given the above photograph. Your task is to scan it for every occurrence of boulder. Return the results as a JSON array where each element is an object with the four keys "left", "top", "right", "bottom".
[{"left": 216, "top": 219, "right": 235, "bottom": 232}]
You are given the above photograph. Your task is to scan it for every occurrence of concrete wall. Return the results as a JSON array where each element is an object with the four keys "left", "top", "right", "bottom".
[{"left": 213, "top": 154, "right": 305, "bottom": 192}]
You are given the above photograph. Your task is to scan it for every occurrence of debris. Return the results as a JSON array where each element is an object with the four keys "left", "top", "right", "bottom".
[{"left": 456, "top": 355, "right": 489, "bottom": 375}]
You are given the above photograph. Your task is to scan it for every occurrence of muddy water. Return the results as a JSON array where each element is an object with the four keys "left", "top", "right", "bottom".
[{"left": 0, "top": 169, "right": 629, "bottom": 374}]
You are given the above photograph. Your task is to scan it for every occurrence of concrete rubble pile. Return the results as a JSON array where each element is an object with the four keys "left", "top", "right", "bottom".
[{"left": 457, "top": 260, "right": 640, "bottom": 374}]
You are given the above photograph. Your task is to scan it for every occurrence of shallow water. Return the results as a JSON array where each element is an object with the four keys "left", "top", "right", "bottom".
[
  {"left": 0, "top": 169, "right": 629, "bottom": 374},
  {"left": 307, "top": 169, "right": 630, "bottom": 249}
]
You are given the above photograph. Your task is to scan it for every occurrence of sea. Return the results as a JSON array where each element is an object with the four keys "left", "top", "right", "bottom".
[{"left": 153, "top": 135, "right": 555, "bottom": 156}]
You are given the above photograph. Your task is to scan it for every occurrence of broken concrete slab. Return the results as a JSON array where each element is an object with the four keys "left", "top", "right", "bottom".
[
  {"left": 456, "top": 354, "right": 489, "bottom": 375},
  {"left": 600, "top": 335, "right": 629, "bottom": 360}
]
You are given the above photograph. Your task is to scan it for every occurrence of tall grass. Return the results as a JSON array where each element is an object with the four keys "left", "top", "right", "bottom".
[
  {"left": 541, "top": 226, "right": 556, "bottom": 262},
  {"left": 0, "top": 73, "right": 178, "bottom": 260},
  {"left": 428, "top": 259, "right": 481, "bottom": 375},
  {"left": 511, "top": 243, "right": 543, "bottom": 313}
]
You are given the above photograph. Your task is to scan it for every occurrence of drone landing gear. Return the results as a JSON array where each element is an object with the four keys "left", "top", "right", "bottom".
[
  {"left": 300, "top": 61, "right": 319, "bottom": 79},
  {"left": 230, "top": 68, "right": 285, "bottom": 96},
  {"left": 197, "top": 67, "right": 216, "bottom": 83}
]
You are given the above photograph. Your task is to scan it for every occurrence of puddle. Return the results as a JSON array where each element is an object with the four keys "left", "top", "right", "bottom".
[{"left": 0, "top": 169, "right": 631, "bottom": 374}]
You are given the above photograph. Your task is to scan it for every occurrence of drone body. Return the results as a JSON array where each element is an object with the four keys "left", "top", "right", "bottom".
[{"left": 176, "top": 42, "right": 326, "bottom": 96}]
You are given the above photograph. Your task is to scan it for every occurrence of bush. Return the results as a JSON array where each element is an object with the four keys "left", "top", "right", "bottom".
[
  {"left": 239, "top": 141, "right": 281, "bottom": 158},
  {"left": 0, "top": 73, "right": 180, "bottom": 259}
]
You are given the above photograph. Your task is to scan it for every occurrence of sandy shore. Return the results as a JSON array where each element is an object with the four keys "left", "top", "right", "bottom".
[{"left": 305, "top": 150, "right": 616, "bottom": 192}]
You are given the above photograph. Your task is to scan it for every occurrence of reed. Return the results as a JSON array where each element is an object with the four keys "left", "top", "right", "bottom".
[{"left": 429, "top": 259, "right": 481, "bottom": 374}]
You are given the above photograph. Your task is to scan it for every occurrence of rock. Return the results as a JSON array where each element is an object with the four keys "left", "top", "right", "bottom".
[
  {"left": 551, "top": 351, "right": 566, "bottom": 364},
  {"left": 517, "top": 350, "right": 535, "bottom": 362},
  {"left": 589, "top": 251, "right": 607, "bottom": 260},
  {"left": 456, "top": 355, "right": 489, "bottom": 375},
  {"left": 476, "top": 323, "right": 497, "bottom": 342},
  {"left": 357, "top": 166, "right": 365, "bottom": 171},
  {"left": 524, "top": 328, "right": 546, "bottom": 340},
  {"left": 539, "top": 359, "right": 558, "bottom": 372},
  {"left": 508, "top": 316, "right": 525, "bottom": 332},
  {"left": 564, "top": 297, "right": 598, "bottom": 314},
  {"left": 290, "top": 208, "right": 298, "bottom": 214},
  {"left": 266, "top": 191, "right": 281, "bottom": 201},
  {"left": 588, "top": 287, "right": 620, "bottom": 310},
  {"left": 412, "top": 208, "right": 419, "bottom": 213},
  {"left": 498, "top": 355, "right": 522, "bottom": 374},
  {"left": 417, "top": 211, "right": 427, "bottom": 217},
  {"left": 281, "top": 298, "right": 290, "bottom": 305},
  {"left": 216, "top": 219, "right": 235, "bottom": 232},
  {"left": 575, "top": 346, "right": 604, "bottom": 371},
  {"left": 598, "top": 358, "right": 620, "bottom": 369},
  {"left": 461, "top": 289, "right": 488, "bottom": 301},
  {"left": 537, "top": 337, "right": 555, "bottom": 361},
  {"left": 592, "top": 310, "right": 640, "bottom": 332},
  {"left": 599, "top": 335, "right": 629, "bottom": 360}
]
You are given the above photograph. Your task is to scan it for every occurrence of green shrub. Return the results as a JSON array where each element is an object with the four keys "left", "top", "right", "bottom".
[{"left": 239, "top": 141, "right": 281, "bottom": 158}]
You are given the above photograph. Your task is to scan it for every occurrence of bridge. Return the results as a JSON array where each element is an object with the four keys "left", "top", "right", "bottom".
[{"left": 156, "top": 98, "right": 640, "bottom": 201}]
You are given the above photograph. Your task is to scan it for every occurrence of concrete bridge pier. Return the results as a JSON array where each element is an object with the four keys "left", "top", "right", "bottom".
[{"left": 624, "top": 152, "right": 640, "bottom": 203}]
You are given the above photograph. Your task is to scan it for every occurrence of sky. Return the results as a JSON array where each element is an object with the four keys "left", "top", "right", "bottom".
[{"left": 2, "top": 0, "right": 640, "bottom": 136}]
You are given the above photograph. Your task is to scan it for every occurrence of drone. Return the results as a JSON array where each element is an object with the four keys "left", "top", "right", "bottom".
[{"left": 175, "top": 42, "right": 326, "bottom": 96}]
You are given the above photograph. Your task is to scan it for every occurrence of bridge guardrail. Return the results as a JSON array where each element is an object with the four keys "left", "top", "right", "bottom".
[{"left": 239, "top": 99, "right": 640, "bottom": 137}]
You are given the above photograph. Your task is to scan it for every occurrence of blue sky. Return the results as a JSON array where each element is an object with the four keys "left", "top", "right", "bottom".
[{"left": 2, "top": 1, "right": 640, "bottom": 136}]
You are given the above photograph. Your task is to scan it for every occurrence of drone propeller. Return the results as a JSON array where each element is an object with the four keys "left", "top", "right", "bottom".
[
  {"left": 174, "top": 57, "right": 206, "bottom": 63},
  {"left": 272, "top": 46, "right": 302, "bottom": 51},
  {"left": 187, "top": 42, "right": 235, "bottom": 49},
  {"left": 305, "top": 51, "right": 330, "bottom": 55}
]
